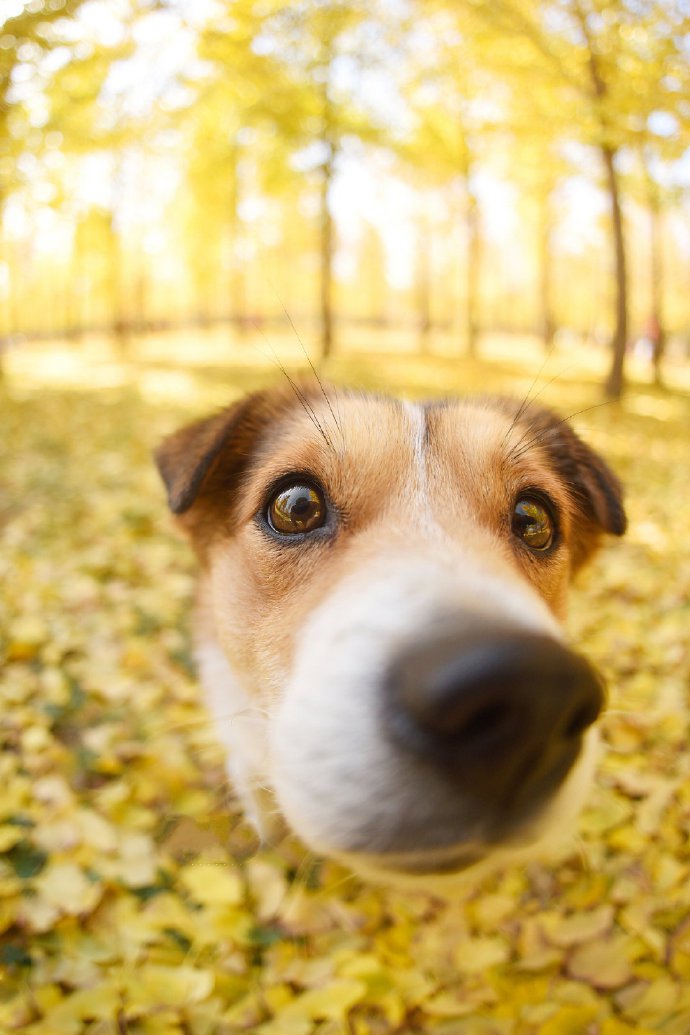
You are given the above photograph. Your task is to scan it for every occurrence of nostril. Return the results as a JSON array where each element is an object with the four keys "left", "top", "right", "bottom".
[
  {"left": 448, "top": 700, "right": 513, "bottom": 743},
  {"left": 386, "top": 628, "right": 605, "bottom": 805},
  {"left": 563, "top": 698, "right": 601, "bottom": 739}
]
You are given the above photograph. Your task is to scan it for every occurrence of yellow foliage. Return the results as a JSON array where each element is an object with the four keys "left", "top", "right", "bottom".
[
  {"left": 179, "top": 860, "right": 244, "bottom": 907},
  {"left": 537, "top": 1005, "right": 600, "bottom": 1035},
  {"left": 2, "top": 340, "right": 690, "bottom": 1034}
]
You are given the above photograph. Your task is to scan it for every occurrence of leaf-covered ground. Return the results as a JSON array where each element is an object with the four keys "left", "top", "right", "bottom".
[{"left": 1, "top": 336, "right": 690, "bottom": 1035}]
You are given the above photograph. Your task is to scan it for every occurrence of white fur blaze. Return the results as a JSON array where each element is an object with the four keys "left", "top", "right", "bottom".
[{"left": 268, "top": 551, "right": 566, "bottom": 861}]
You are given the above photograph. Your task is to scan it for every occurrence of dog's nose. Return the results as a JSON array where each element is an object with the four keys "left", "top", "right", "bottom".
[{"left": 385, "top": 629, "right": 605, "bottom": 813}]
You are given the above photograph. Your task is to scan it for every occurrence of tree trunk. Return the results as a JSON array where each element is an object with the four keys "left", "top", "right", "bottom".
[
  {"left": 109, "top": 162, "right": 129, "bottom": 360},
  {"left": 319, "top": 141, "right": 335, "bottom": 361},
  {"left": 0, "top": 201, "right": 20, "bottom": 347},
  {"left": 465, "top": 186, "right": 480, "bottom": 358},
  {"left": 0, "top": 211, "right": 6, "bottom": 383},
  {"left": 134, "top": 262, "right": 148, "bottom": 335},
  {"left": 601, "top": 144, "right": 627, "bottom": 400},
  {"left": 573, "top": 2, "right": 628, "bottom": 400},
  {"left": 416, "top": 214, "right": 432, "bottom": 354},
  {"left": 538, "top": 191, "right": 555, "bottom": 351},
  {"left": 108, "top": 213, "right": 129, "bottom": 360},
  {"left": 649, "top": 196, "right": 665, "bottom": 386},
  {"left": 227, "top": 141, "right": 246, "bottom": 329},
  {"left": 72, "top": 215, "right": 90, "bottom": 340}
]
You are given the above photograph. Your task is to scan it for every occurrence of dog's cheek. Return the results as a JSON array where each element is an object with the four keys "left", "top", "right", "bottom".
[
  {"left": 267, "top": 585, "right": 400, "bottom": 855},
  {"left": 204, "top": 545, "right": 278, "bottom": 697},
  {"left": 514, "top": 549, "right": 572, "bottom": 620},
  {"left": 206, "top": 536, "right": 333, "bottom": 702}
]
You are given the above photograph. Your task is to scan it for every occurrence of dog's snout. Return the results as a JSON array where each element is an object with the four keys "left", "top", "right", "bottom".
[{"left": 386, "top": 629, "right": 605, "bottom": 814}]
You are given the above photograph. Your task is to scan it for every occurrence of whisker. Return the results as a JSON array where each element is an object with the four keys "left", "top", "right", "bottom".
[
  {"left": 509, "top": 400, "right": 613, "bottom": 463},
  {"left": 572, "top": 835, "right": 592, "bottom": 873},
  {"left": 326, "top": 378, "right": 345, "bottom": 459},
  {"left": 603, "top": 708, "right": 648, "bottom": 717},
  {"left": 252, "top": 271, "right": 343, "bottom": 453},
  {"left": 283, "top": 848, "right": 323, "bottom": 906},
  {"left": 253, "top": 325, "right": 329, "bottom": 438},
  {"left": 276, "top": 296, "right": 345, "bottom": 450},
  {"left": 303, "top": 868, "right": 360, "bottom": 914},
  {"left": 250, "top": 321, "right": 336, "bottom": 452},
  {"left": 333, "top": 383, "right": 345, "bottom": 457},
  {"left": 151, "top": 705, "right": 270, "bottom": 737},
  {"left": 510, "top": 364, "right": 578, "bottom": 434},
  {"left": 248, "top": 261, "right": 342, "bottom": 452},
  {"left": 499, "top": 343, "right": 556, "bottom": 451}
]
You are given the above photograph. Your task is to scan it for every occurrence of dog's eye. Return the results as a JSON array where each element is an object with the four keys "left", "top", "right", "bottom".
[
  {"left": 267, "top": 482, "right": 326, "bottom": 535},
  {"left": 512, "top": 497, "right": 554, "bottom": 551}
]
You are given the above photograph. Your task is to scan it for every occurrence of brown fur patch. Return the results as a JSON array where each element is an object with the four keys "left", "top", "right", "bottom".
[{"left": 155, "top": 386, "right": 625, "bottom": 696}]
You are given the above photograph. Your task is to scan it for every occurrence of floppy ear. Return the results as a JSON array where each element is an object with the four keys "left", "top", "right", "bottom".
[
  {"left": 154, "top": 390, "right": 273, "bottom": 516},
  {"left": 565, "top": 433, "right": 627, "bottom": 539},
  {"left": 522, "top": 404, "right": 626, "bottom": 570}
]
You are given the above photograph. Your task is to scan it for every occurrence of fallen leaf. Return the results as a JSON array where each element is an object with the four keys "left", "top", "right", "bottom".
[{"left": 568, "top": 934, "right": 636, "bottom": 989}]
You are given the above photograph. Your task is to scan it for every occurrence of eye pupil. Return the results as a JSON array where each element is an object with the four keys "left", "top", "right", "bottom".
[
  {"left": 292, "top": 496, "right": 313, "bottom": 516},
  {"left": 268, "top": 483, "right": 326, "bottom": 535},
  {"left": 512, "top": 498, "right": 554, "bottom": 551}
]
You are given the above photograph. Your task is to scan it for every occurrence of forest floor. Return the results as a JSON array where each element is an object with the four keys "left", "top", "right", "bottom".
[{"left": 1, "top": 330, "right": 690, "bottom": 1035}]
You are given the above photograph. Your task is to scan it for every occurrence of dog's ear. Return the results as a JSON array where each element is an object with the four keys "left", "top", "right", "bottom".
[
  {"left": 522, "top": 404, "right": 626, "bottom": 570},
  {"left": 154, "top": 390, "right": 274, "bottom": 516}
]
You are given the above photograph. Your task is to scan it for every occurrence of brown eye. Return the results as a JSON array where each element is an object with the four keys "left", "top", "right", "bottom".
[
  {"left": 267, "top": 482, "right": 326, "bottom": 535},
  {"left": 512, "top": 497, "right": 554, "bottom": 551}
]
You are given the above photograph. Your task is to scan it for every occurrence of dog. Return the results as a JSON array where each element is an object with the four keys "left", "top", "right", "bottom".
[{"left": 155, "top": 384, "right": 625, "bottom": 884}]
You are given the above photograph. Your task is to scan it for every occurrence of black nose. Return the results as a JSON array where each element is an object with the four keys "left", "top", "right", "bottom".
[{"left": 385, "top": 628, "right": 605, "bottom": 816}]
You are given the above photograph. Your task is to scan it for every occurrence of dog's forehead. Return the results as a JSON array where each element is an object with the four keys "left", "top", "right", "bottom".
[
  {"left": 252, "top": 392, "right": 541, "bottom": 488},
  {"left": 233, "top": 391, "right": 569, "bottom": 537},
  {"left": 260, "top": 391, "right": 411, "bottom": 457},
  {"left": 257, "top": 392, "right": 515, "bottom": 468}
]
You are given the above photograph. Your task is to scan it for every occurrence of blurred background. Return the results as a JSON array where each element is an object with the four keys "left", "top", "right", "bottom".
[
  {"left": 0, "top": 0, "right": 689, "bottom": 399},
  {"left": 3, "top": 5, "right": 690, "bottom": 1030}
]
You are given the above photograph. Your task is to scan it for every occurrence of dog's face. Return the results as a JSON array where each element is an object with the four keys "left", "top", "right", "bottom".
[{"left": 156, "top": 386, "right": 625, "bottom": 882}]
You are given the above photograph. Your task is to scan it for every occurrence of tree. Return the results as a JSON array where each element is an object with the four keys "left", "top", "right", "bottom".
[
  {"left": 0, "top": 0, "right": 92, "bottom": 367},
  {"left": 358, "top": 221, "right": 389, "bottom": 328},
  {"left": 497, "top": 105, "right": 573, "bottom": 352},
  {"left": 625, "top": 78, "right": 690, "bottom": 386},
  {"left": 449, "top": 0, "right": 689, "bottom": 398},
  {"left": 230, "top": 0, "right": 386, "bottom": 360},
  {"left": 396, "top": 8, "right": 495, "bottom": 357},
  {"left": 1, "top": 1, "right": 136, "bottom": 346},
  {"left": 569, "top": 0, "right": 629, "bottom": 398},
  {"left": 1, "top": 1, "right": 92, "bottom": 210},
  {"left": 187, "top": 4, "right": 295, "bottom": 327}
]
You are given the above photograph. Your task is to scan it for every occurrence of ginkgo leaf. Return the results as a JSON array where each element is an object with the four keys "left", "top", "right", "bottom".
[
  {"left": 544, "top": 905, "right": 615, "bottom": 947},
  {"left": 3, "top": 341, "right": 690, "bottom": 1035},
  {"left": 455, "top": 936, "right": 511, "bottom": 974},
  {"left": 34, "top": 863, "right": 102, "bottom": 916},
  {"left": 123, "top": 964, "right": 215, "bottom": 1008},
  {"left": 567, "top": 934, "right": 636, "bottom": 989},
  {"left": 277, "top": 979, "right": 367, "bottom": 1022},
  {"left": 179, "top": 860, "right": 244, "bottom": 906},
  {"left": 537, "top": 1005, "right": 600, "bottom": 1035}
]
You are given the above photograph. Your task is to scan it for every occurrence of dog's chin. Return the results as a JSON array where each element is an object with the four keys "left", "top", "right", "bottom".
[
  {"left": 338, "top": 845, "right": 490, "bottom": 883},
  {"left": 330, "top": 822, "right": 574, "bottom": 893},
  {"left": 280, "top": 729, "right": 601, "bottom": 892},
  {"left": 330, "top": 821, "right": 559, "bottom": 890}
]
